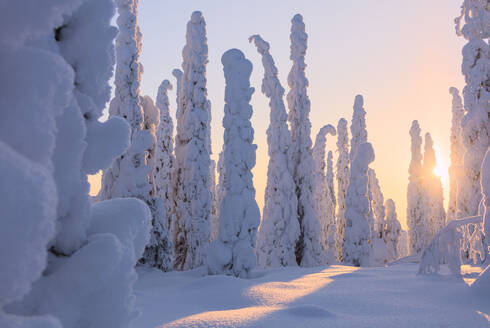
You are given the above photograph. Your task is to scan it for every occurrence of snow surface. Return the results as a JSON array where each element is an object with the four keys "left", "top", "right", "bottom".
[{"left": 131, "top": 263, "right": 490, "bottom": 328}]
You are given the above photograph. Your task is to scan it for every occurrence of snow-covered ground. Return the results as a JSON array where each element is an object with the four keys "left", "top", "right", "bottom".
[{"left": 132, "top": 263, "right": 489, "bottom": 328}]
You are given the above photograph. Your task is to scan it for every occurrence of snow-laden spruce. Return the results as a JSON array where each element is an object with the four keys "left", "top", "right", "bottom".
[
  {"left": 368, "top": 169, "right": 388, "bottom": 265},
  {"left": 407, "top": 120, "right": 429, "bottom": 255},
  {"left": 287, "top": 14, "right": 324, "bottom": 266},
  {"left": 206, "top": 49, "right": 260, "bottom": 278},
  {"left": 422, "top": 133, "right": 446, "bottom": 241},
  {"left": 173, "top": 11, "right": 213, "bottom": 270},
  {"left": 455, "top": 0, "right": 489, "bottom": 218},
  {"left": 312, "top": 125, "right": 337, "bottom": 263},
  {"left": 343, "top": 143, "right": 375, "bottom": 267},
  {"left": 1, "top": 1, "right": 151, "bottom": 326},
  {"left": 326, "top": 151, "right": 336, "bottom": 212},
  {"left": 249, "top": 34, "right": 300, "bottom": 268},
  {"left": 350, "top": 95, "right": 368, "bottom": 162},
  {"left": 336, "top": 118, "right": 350, "bottom": 260},
  {"left": 145, "top": 80, "right": 175, "bottom": 271},
  {"left": 99, "top": 0, "right": 152, "bottom": 202},
  {"left": 448, "top": 87, "right": 465, "bottom": 221},
  {"left": 397, "top": 230, "right": 409, "bottom": 258},
  {"left": 384, "top": 199, "right": 402, "bottom": 261}
]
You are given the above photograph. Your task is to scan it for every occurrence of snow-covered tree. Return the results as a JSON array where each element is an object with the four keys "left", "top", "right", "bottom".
[
  {"left": 99, "top": 0, "right": 152, "bottom": 202},
  {"left": 287, "top": 14, "right": 324, "bottom": 267},
  {"left": 206, "top": 49, "right": 260, "bottom": 278},
  {"left": 407, "top": 120, "right": 429, "bottom": 255},
  {"left": 350, "top": 95, "right": 368, "bottom": 162},
  {"left": 326, "top": 151, "right": 336, "bottom": 211},
  {"left": 336, "top": 118, "right": 350, "bottom": 261},
  {"left": 455, "top": 0, "right": 490, "bottom": 218},
  {"left": 249, "top": 34, "right": 299, "bottom": 268},
  {"left": 1, "top": 1, "right": 151, "bottom": 326},
  {"left": 145, "top": 80, "right": 175, "bottom": 271},
  {"left": 397, "top": 230, "right": 409, "bottom": 258},
  {"left": 343, "top": 143, "right": 375, "bottom": 267},
  {"left": 448, "top": 87, "right": 465, "bottom": 222},
  {"left": 210, "top": 159, "right": 219, "bottom": 241},
  {"left": 173, "top": 11, "right": 212, "bottom": 270},
  {"left": 384, "top": 199, "right": 401, "bottom": 261},
  {"left": 423, "top": 133, "right": 446, "bottom": 241},
  {"left": 312, "top": 125, "right": 336, "bottom": 263},
  {"left": 368, "top": 170, "right": 385, "bottom": 239}
]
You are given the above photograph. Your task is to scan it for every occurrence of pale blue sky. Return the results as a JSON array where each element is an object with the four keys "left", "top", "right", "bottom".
[{"left": 95, "top": 0, "right": 467, "bottom": 228}]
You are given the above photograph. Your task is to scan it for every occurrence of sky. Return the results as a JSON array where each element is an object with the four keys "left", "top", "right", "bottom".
[{"left": 90, "top": 0, "right": 467, "bottom": 229}]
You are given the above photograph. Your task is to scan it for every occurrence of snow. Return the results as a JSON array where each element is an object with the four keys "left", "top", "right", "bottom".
[
  {"left": 249, "top": 34, "right": 299, "bottom": 268},
  {"left": 131, "top": 263, "right": 490, "bottom": 328},
  {"left": 206, "top": 49, "right": 260, "bottom": 278},
  {"left": 384, "top": 199, "right": 402, "bottom": 261}
]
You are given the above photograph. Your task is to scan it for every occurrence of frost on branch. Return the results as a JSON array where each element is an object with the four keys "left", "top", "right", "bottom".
[
  {"left": 250, "top": 34, "right": 299, "bottom": 268},
  {"left": 206, "top": 49, "right": 260, "bottom": 278}
]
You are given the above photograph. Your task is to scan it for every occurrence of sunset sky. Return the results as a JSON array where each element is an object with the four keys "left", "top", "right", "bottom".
[{"left": 90, "top": 0, "right": 466, "bottom": 229}]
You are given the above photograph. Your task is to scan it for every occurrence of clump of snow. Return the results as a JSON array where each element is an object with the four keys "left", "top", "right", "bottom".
[
  {"left": 343, "top": 143, "right": 375, "bottom": 266},
  {"left": 173, "top": 11, "right": 212, "bottom": 270},
  {"left": 206, "top": 49, "right": 260, "bottom": 278},
  {"left": 249, "top": 34, "right": 299, "bottom": 268}
]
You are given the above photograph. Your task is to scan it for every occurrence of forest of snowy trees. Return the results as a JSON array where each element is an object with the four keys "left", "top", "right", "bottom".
[{"left": 0, "top": 0, "right": 488, "bottom": 327}]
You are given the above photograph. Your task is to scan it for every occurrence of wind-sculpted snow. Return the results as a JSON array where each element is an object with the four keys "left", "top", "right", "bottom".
[
  {"left": 312, "top": 125, "right": 336, "bottom": 263},
  {"left": 287, "top": 14, "right": 324, "bottom": 267},
  {"left": 250, "top": 34, "right": 299, "bottom": 268},
  {"left": 173, "top": 11, "right": 212, "bottom": 270},
  {"left": 343, "top": 143, "right": 374, "bottom": 267},
  {"left": 350, "top": 95, "right": 367, "bottom": 163},
  {"left": 336, "top": 118, "right": 350, "bottom": 261},
  {"left": 206, "top": 49, "right": 260, "bottom": 278}
]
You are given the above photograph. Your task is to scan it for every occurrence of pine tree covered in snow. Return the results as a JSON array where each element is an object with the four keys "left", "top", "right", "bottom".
[
  {"left": 407, "top": 120, "right": 429, "bottom": 255},
  {"left": 173, "top": 11, "right": 212, "bottom": 270},
  {"left": 384, "top": 199, "right": 402, "bottom": 261},
  {"left": 343, "top": 143, "right": 375, "bottom": 267},
  {"left": 455, "top": 0, "right": 490, "bottom": 218},
  {"left": 350, "top": 95, "right": 368, "bottom": 163},
  {"left": 249, "top": 34, "right": 300, "bottom": 268},
  {"left": 448, "top": 87, "right": 465, "bottom": 222},
  {"left": 312, "top": 125, "right": 337, "bottom": 263},
  {"left": 206, "top": 49, "right": 260, "bottom": 278},
  {"left": 327, "top": 151, "right": 336, "bottom": 211},
  {"left": 336, "top": 118, "right": 350, "bottom": 261},
  {"left": 146, "top": 80, "right": 175, "bottom": 271},
  {"left": 1, "top": 1, "right": 151, "bottom": 326},
  {"left": 422, "top": 133, "right": 446, "bottom": 241},
  {"left": 99, "top": 0, "right": 152, "bottom": 202},
  {"left": 287, "top": 14, "right": 324, "bottom": 267},
  {"left": 368, "top": 169, "right": 385, "bottom": 239},
  {"left": 398, "top": 230, "right": 409, "bottom": 258}
]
